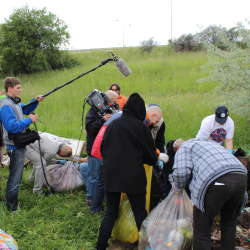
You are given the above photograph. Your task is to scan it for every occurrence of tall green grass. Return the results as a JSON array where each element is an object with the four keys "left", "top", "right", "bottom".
[
  {"left": 9, "top": 47, "right": 249, "bottom": 146},
  {"left": 0, "top": 47, "right": 249, "bottom": 249}
]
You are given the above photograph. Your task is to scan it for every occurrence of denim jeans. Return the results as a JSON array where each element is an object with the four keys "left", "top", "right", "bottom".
[
  {"left": 79, "top": 162, "right": 90, "bottom": 195},
  {"left": 193, "top": 172, "right": 247, "bottom": 250},
  {"left": 88, "top": 156, "right": 104, "bottom": 213},
  {"left": 6, "top": 148, "right": 26, "bottom": 211}
]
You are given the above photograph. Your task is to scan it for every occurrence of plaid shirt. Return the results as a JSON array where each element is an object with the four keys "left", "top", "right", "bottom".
[{"left": 172, "top": 139, "right": 247, "bottom": 212}]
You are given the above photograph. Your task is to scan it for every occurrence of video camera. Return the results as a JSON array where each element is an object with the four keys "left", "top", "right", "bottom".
[{"left": 86, "top": 89, "right": 118, "bottom": 116}]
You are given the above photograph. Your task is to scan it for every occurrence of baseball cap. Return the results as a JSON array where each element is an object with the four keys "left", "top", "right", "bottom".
[{"left": 215, "top": 106, "right": 229, "bottom": 124}]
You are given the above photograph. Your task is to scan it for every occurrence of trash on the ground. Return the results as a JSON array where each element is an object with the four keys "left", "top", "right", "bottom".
[{"left": 46, "top": 161, "right": 83, "bottom": 192}]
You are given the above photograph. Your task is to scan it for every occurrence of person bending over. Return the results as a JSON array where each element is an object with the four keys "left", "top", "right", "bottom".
[
  {"left": 172, "top": 139, "right": 247, "bottom": 250},
  {"left": 26, "top": 133, "right": 72, "bottom": 194}
]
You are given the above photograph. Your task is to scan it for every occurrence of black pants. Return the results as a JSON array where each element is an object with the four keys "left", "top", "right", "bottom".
[
  {"left": 193, "top": 173, "right": 247, "bottom": 250},
  {"left": 96, "top": 192, "right": 147, "bottom": 250}
]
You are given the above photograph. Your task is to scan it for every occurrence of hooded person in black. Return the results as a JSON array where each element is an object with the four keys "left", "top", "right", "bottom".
[{"left": 96, "top": 93, "right": 158, "bottom": 250}]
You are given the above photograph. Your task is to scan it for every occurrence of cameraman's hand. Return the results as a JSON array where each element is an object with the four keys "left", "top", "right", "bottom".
[
  {"left": 103, "top": 114, "right": 112, "bottom": 121},
  {"left": 28, "top": 113, "right": 38, "bottom": 123}
]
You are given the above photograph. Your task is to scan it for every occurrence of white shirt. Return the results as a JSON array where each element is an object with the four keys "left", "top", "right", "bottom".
[{"left": 196, "top": 114, "right": 234, "bottom": 144}]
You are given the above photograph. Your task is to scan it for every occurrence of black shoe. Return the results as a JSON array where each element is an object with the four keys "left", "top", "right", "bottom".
[{"left": 86, "top": 197, "right": 92, "bottom": 206}]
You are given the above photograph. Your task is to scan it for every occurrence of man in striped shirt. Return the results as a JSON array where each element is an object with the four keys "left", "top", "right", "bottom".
[{"left": 172, "top": 139, "right": 247, "bottom": 250}]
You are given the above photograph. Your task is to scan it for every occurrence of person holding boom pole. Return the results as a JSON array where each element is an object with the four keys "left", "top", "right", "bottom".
[{"left": 0, "top": 77, "right": 44, "bottom": 212}]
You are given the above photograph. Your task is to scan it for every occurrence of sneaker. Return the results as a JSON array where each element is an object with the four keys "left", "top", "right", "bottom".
[
  {"left": 86, "top": 197, "right": 92, "bottom": 206},
  {"left": 90, "top": 205, "right": 104, "bottom": 214}
]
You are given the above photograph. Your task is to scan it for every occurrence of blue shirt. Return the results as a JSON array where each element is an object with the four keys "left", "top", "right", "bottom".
[{"left": 0, "top": 98, "right": 39, "bottom": 150}]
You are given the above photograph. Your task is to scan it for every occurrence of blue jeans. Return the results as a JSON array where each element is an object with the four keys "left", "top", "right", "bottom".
[
  {"left": 88, "top": 156, "right": 104, "bottom": 213},
  {"left": 79, "top": 162, "right": 90, "bottom": 196},
  {"left": 6, "top": 148, "right": 26, "bottom": 211}
]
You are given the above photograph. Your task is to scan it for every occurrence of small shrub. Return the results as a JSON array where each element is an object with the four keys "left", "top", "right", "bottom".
[
  {"left": 140, "top": 37, "right": 157, "bottom": 53},
  {"left": 170, "top": 34, "right": 203, "bottom": 52}
]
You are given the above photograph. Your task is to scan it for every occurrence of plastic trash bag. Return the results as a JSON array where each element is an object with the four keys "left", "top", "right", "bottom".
[
  {"left": 112, "top": 165, "right": 153, "bottom": 243},
  {"left": 46, "top": 161, "right": 83, "bottom": 192},
  {"left": 0, "top": 229, "right": 18, "bottom": 250},
  {"left": 139, "top": 189, "right": 193, "bottom": 250}
]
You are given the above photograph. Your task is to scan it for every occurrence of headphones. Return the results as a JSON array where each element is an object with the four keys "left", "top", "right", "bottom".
[{"left": 7, "top": 96, "right": 21, "bottom": 104}]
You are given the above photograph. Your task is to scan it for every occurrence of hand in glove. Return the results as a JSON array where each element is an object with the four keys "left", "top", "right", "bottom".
[
  {"left": 156, "top": 160, "right": 165, "bottom": 170},
  {"left": 158, "top": 153, "right": 169, "bottom": 163},
  {"left": 56, "top": 159, "right": 67, "bottom": 165}
]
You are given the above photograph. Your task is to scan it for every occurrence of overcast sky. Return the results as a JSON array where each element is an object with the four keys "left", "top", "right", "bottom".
[{"left": 1, "top": 0, "right": 249, "bottom": 50}]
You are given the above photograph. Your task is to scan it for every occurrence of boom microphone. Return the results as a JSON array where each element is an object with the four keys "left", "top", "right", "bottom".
[
  {"left": 110, "top": 52, "right": 132, "bottom": 77},
  {"left": 23, "top": 52, "right": 132, "bottom": 109}
]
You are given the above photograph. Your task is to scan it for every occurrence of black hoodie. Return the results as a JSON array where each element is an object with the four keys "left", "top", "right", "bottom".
[{"left": 101, "top": 93, "right": 158, "bottom": 194}]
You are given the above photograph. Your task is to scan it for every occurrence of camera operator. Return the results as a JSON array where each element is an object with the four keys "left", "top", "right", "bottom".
[
  {"left": 85, "top": 90, "right": 118, "bottom": 213},
  {"left": 0, "top": 77, "right": 44, "bottom": 212}
]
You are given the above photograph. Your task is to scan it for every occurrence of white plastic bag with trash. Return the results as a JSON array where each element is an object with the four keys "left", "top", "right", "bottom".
[
  {"left": 46, "top": 161, "right": 83, "bottom": 192},
  {"left": 139, "top": 188, "right": 193, "bottom": 250}
]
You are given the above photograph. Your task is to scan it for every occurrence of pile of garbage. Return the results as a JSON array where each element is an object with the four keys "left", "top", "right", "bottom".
[{"left": 211, "top": 207, "right": 250, "bottom": 249}]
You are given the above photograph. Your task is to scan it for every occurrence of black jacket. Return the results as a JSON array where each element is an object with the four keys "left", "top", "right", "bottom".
[
  {"left": 150, "top": 122, "right": 166, "bottom": 153},
  {"left": 85, "top": 107, "right": 105, "bottom": 155},
  {"left": 101, "top": 93, "right": 158, "bottom": 194}
]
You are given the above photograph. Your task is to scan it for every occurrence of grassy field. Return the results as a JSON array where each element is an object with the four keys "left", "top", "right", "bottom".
[{"left": 0, "top": 46, "right": 249, "bottom": 249}]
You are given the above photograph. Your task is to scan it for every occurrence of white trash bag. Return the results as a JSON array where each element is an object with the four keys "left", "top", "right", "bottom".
[
  {"left": 139, "top": 189, "right": 193, "bottom": 250},
  {"left": 46, "top": 161, "right": 83, "bottom": 192}
]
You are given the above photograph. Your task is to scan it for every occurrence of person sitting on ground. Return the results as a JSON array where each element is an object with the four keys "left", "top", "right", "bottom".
[
  {"left": 171, "top": 139, "right": 247, "bottom": 250},
  {"left": 196, "top": 105, "right": 234, "bottom": 151},
  {"left": 109, "top": 83, "right": 127, "bottom": 110},
  {"left": 26, "top": 133, "right": 72, "bottom": 194}
]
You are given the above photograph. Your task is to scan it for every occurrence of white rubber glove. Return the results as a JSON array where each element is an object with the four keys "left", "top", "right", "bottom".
[{"left": 158, "top": 153, "right": 169, "bottom": 163}]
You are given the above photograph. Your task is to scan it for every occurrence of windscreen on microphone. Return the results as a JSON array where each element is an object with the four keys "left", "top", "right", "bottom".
[
  {"left": 115, "top": 58, "right": 132, "bottom": 77},
  {"left": 110, "top": 52, "right": 132, "bottom": 77}
]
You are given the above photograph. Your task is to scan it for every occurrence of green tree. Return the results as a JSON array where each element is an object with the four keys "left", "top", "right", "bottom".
[
  {"left": 199, "top": 23, "right": 250, "bottom": 116},
  {"left": 0, "top": 6, "right": 77, "bottom": 74}
]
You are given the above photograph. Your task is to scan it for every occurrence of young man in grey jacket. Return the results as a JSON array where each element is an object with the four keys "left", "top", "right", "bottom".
[
  {"left": 0, "top": 77, "right": 43, "bottom": 211},
  {"left": 26, "top": 133, "right": 72, "bottom": 194},
  {"left": 172, "top": 139, "right": 247, "bottom": 250}
]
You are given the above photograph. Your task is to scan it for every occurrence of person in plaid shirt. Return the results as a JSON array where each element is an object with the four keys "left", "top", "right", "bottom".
[{"left": 172, "top": 139, "right": 247, "bottom": 250}]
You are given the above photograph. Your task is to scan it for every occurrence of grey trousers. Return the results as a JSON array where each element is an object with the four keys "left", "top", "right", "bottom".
[{"left": 25, "top": 147, "right": 47, "bottom": 193}]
